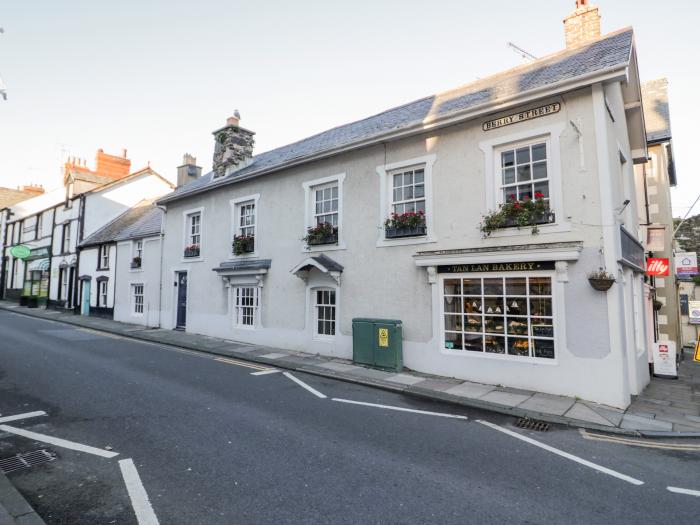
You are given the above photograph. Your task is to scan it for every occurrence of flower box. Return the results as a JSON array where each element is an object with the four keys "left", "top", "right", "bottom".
[
  {"left": 183, "top": 245, "right": 200, "bottom": 258},
  {"left": 303, "top": 223, "right": 338, "bottom": 248},
  {"left": 307, "top": 232, "right": 338, "bottom": 246},
  {"left": 385, "top": 225, "right": 427, "bottom": 239},
  {"left": 499, "top": 211, "right": 556, "bottom": 229},
  {"left": 232, "top": 235, "right": 255, "bottom": 255}
]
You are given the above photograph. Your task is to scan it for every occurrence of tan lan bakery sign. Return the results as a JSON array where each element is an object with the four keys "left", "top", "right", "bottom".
[{"left": 483, "top": 103, "right": 561, "bottom": 131}]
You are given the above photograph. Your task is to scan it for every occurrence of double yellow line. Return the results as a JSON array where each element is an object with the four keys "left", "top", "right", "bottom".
[
  {"left": 214, "top": 357, "right": 270, "bottom": 371},
  {"left": 580, "top": 429, "right": 700, "bottom": 451}
]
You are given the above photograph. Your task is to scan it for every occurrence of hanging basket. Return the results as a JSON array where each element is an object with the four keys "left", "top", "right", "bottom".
[{"left": 588, "top": 277, "right": 615, "bottom": 292}]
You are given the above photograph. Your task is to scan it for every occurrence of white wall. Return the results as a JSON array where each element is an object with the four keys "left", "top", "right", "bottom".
[{"left": 114, "top": 236, "right": 162, "bottom": 327}]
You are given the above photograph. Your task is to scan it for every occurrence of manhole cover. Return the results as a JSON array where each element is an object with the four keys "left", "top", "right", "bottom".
[
  {"left": 514, "top": 417, "right": 550, "bottom": 432},
  {"left": 0, "top": 449, "right": 57, "bottom": 474}
]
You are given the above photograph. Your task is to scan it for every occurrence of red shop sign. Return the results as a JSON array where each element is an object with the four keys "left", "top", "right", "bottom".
[{"left": 647, "top": 258, "right": 670, "bottom": 277}]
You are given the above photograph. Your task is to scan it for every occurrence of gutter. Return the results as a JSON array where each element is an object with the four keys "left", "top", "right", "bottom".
[
  {"left": 158, "top": 63, "right": 630, "bottom": 206},
  {"left": 155, "top": 204, "right": 167, "bottom": 328}
]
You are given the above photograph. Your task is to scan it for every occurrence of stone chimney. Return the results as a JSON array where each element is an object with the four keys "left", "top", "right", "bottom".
[
  {"left": 212, "top": 110, "right": 255, "bottom": 178},
  {"left": 563, "top": 0, "right": 601, "bottom": 49},
  {"left": 177, "top": 153, "right": 202, "bottom": 187}
]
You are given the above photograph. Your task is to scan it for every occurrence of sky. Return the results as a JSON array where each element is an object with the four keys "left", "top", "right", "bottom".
[{"left": 0, "top": 0, "right": 698, "bottom": 217}]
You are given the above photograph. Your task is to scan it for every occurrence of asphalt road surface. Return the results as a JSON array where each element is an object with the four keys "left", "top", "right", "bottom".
[{"left": 1, "top": 309, "right": 700, "bottom": 524}]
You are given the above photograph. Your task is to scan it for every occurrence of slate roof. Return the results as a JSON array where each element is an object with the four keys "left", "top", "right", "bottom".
[
  {"left": 0, "top": 187, "right": 35, "bottom": 209},
  {"left": 311, "top": 254, "right": 344, "bottom": 273},
  {"left": 80, "top": 201, "right": 163, "bottom": 247},
  {"left": 160, "top": 28, "right": 635, "bottom": 205},
  {"left": 641, "top": 78, "right": 672, "bottom": 143}
]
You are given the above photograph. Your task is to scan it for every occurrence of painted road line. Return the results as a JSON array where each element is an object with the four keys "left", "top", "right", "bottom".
[
  {"left": 283, "top": 372, "right": 327, "bottom": 399},
  {"left": 478, "top": 420, "right": 644, "bottom": 486},
  {"left": 119, "top": 458, "right": 160, "bottom": 525},
  {"left": 214, "top": 357, "right": 268, "bottom": 371},
  {"left": 580, "top": 428, "right": 700, "bottom": 451},
  {"left": 0, "top": 425, "right": 119, "bottom": 458},
  {"left": 251, "top": 369, "right": 281, "bottom": 376},
  {"left": 667, "top": 486, "right": 700, "bottom": 497},
  {"left": 0, "top": 411, "right": 47, "bottom": 424},
  {"left": 332, "top": 398, "right": 469, "bottom": 420}
]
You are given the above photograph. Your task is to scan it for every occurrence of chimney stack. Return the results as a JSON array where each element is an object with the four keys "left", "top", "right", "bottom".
[
  {"left": 21, "top": 184, "right": 44, "bottom": 196},
  {"left": 177, "top": 153, "right": 202, "bottom": 187},
  {"left": 212, "top": 110, "right": 255, "bottom": 178},
  {"left": 563, "top": 0, "right": 601, "bottom": 49}
]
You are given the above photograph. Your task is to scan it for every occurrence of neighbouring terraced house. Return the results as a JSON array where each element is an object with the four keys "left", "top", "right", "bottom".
[{"left": 153, "top": 1, "right": 653, "bottom": 408}]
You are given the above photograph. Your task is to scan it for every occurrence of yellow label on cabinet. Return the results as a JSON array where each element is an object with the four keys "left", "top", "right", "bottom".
[
  {"left": 378, "top": 328, "right": 389, "bottom": 348},
  {"left": 694, "top": 335, "right": 700, "bottom": 362}
]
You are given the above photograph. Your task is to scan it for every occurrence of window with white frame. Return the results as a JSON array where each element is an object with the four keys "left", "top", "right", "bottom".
[
  {"left": 314, "top": 184, "right": 338, "bottom": 227},
  {"left": 498, "top": 141, "right": 549, "bottom": 206},
  {"left": 315, "top": 289, "right": 336, "bottom": 337},
  {"left": 442, "top": 274, "right": 555, "bottom": 359},
  {"left": 134, "top": 240, "right": 143, "bottom": 260},
  {"left": 62, "top": 223, "right": 71, "bottom": 254},
  {"left": 132, "top": 284, "right": 144, "bottom": 315},
  {"left": 233, "top": 286, "right": 259, "bottom": 327},
  {"left": 187, "top": 212, "right": 201, "bottom": 246},
  {"left": 98, "top": 245, "right": 109, "bottom": 269},
  {"left": 391, "top": 166, "right": 425, "bottom": 214},
  {"left": 238, "top": 202, "right": 256, "bottom": 237},
  {"left": 99, "top": 280, "right": 108, "bottom": 307}
]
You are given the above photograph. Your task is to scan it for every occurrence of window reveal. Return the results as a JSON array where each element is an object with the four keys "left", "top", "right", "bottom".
[{"left": 443, "top": 275, "right": 554, "bottom": 359}]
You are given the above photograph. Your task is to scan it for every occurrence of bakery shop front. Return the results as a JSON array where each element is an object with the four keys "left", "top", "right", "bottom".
[{"left": 438, "top": 261, "right": 557, "bottom": 361}]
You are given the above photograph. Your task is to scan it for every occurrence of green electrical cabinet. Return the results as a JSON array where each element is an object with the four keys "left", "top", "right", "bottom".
[{"left": 352, "top": 318, "right": 403, "bottom": 372}]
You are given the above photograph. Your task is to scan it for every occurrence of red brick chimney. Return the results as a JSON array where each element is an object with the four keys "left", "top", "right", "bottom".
[
  {"left": 20, "top": 184, "right": 44, "bottom": 196},
  {"left": 95, "top": 148, "right": 131, "bottom": 180},
  {"left": 563, "top": 0, "right": 601, "bottom": 49}
]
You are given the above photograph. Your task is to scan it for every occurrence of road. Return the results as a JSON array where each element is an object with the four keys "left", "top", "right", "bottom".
[{"left": 1, "top": 309, "right": 699, "bottom": 524}]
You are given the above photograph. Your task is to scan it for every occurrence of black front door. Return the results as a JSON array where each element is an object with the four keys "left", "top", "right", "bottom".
[{"left": 176, "top": 272, "right": 188, "bottom": 329}]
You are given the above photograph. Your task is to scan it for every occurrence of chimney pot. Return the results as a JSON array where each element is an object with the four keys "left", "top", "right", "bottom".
[{"left": 177, "top": 152, "right": 202, "bottom": 187}]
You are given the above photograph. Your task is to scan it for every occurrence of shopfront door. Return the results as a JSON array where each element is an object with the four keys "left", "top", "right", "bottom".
[{"left": 176, "top": 272, "right": 188, "bottom": 329}]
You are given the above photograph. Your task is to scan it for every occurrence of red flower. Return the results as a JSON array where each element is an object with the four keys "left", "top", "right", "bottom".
[
  {"left": 509, "top": 194, "right": 516, "bottom": 201},
  {"left": 523, "top": 195, "right": 531, "bottom": 201},
  {"left": 514, "top": 203, "right": 520, "bottom": 209},
  {"left": 535, "top": 192, "right": 544, "bottom": 199}
]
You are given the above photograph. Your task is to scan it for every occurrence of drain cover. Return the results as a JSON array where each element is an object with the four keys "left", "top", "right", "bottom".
[
  {"left": 0, "top": 449, "right": 57, "bottom": 474},
  {"left": 514, "top": 418, "right": 550, "bottom": 432}
]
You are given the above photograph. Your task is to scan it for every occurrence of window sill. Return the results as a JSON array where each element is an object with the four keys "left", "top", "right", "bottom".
[
  {"left": 181, "top": 257, "right": 203, "bottom": 263},
  {"left": 483, "top": 220, "right": 571, "bottom": 239},
  {"left": 234, "top": 324, "right": 257, "bottom": 331},
  {"left": 376, "top": 236, "right": 437, "bottom": 248},
  {"left": 439, "top": 346, "right": 558, "bottom": 365},
  {"left": 313, "top": 334, "right": 336, "bottom": 343},
  {"left": 230, "top": 252, "right": 259, "bottom": 260},
  {"left": 128, "top": 268, "right": 144, "bottom": 273},
  {"left": 303, "top": 242, "right": 347, "bottom": 253}
]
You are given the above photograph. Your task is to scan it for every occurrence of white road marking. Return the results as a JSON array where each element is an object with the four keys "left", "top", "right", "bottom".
[
  {"left": 0, "top": 425, "right": 119, "bottom": 458},
  {"left": 0, "top": 411, "right": 47, "bottom": 424},
  {"left": 332, "top": 398, "right": 469, "bottom": 419},
  {"left": 251, "top": 369, "right": 280, "bottom": 376},
  {"left": 283, "top": 372, "right": 327, "bottom": 398},
  {"left": 477, "top": 420, "right": 644, "bottom": 486},
  {"left": 667, "top": 486, "right": 700, "bottom": 497},
  {"left": 119, "top": 458, "right": 160, "bottom": 525}
]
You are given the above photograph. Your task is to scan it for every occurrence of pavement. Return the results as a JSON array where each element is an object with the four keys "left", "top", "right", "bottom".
[
  {"left": 2, "top": 309, "right": 700, "bottom": 524},
  {"left": 0, "top": 471, "right": 45, "bottom": 525},
  {"left": 1, "top": 300, "right": 698, "bottom": 438}
]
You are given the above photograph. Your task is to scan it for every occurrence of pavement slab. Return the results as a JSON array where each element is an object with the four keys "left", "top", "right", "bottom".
[
  {"left": 258, "top": 353, "right": 289, "bottom": 360},
  {"left": 564, "top": 403, "right": 615, "bottom": 427},
  {"left": 444, "top": 382, "right": 495, "bottom": 399},
  {"left": 318, "top": 362, "right": 363, "bottom": 373},
  {"left": 517, "top": 393, "right": 576, "bottom": 416},
  {"left": 479, "top": 390, "right": 532, "bottom": 408},
  {"left": 412, "top": 379, "right": 463, "bottom": 393},
  {"left": 385, "top": 374, "right": 426, "bottom": 386},
  {"left": 620, "top": 413, "right": 673, "bottom": 431}
]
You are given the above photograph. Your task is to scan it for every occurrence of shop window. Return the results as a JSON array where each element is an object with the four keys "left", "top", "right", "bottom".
[
  {"left": 233, "top": 286, "right": 259, "bottom": 328},
  {"left": 443, "top": 275, "right": 555, "bottom": 359}
]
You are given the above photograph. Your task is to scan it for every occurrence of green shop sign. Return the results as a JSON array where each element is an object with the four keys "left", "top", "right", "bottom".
[{"left": 9, "top": 245, "right": 31, "bottom": 259}]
